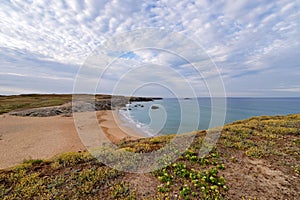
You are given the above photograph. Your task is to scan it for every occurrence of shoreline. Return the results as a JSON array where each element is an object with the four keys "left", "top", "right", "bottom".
[
  {"left": 0, "top": 110, "right": 145, "bottom": 169},
  {"left": 96, "top": 110, "right": 146, "bottom": 144}
]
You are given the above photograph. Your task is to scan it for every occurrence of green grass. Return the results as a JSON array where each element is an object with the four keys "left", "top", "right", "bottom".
[
  {"left": 153, "top": 148, "right": 228, "bottom": 199},
  {"left": 221, "top": 114, "right": 300, "bottom": 159},
  {"left": 0, "top": 94, "right": 155, "bottom": 115},
  {"left": 0, "top": 114, "right": 299, "bottom": 199},
  {"left": 0, "top": 94, "right": 72, "bottom": 114}
]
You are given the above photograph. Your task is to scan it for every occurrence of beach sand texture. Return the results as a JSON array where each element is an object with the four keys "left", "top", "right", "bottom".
[{"left": 0, "top": 111, "right": 143, "bottom": 169}]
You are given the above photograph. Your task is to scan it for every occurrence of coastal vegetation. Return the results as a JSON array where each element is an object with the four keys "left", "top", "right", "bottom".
[
  {"left": 1, "top": 114, "right": 299, "bottom": 199},
  {"left": 0, "top": 94, "right": 161, "bottom": 115},
  {"left": 0, "top": 94, "right": 71, "bottom": 115}
]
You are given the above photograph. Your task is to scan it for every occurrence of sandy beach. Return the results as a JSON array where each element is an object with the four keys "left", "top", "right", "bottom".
[
  {"left": 0, "top": 110, "right": 143, "bottom": 169},
  {"left": 97, "top": 110, "right": 145, "bottom": 143}
]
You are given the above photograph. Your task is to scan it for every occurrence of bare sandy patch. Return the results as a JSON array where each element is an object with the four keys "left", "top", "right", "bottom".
[{"left": 0, "top": 110, "right": 144, "bottom": 169}]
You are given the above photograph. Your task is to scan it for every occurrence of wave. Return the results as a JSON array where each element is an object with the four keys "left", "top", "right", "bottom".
[{"left": 118, "top": 106, "right": 155, "bottom": 137}]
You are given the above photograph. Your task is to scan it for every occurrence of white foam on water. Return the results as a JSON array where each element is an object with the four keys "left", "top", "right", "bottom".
[{"left": 118, "top": 107, "right": 155, "bottom": 137}]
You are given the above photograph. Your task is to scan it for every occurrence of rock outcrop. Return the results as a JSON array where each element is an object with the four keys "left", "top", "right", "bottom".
[{"left": 9, "top": 96, "right": 162, "bottom": 117}]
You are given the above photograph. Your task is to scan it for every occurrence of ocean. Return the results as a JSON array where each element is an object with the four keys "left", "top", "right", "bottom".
[{"left": 118, "top": 98, "right": 300, "bottom": 136}]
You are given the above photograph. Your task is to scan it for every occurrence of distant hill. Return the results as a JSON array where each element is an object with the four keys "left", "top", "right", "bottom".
[{"left": 0, "top": 94, "right": 162, "bottom": 115}]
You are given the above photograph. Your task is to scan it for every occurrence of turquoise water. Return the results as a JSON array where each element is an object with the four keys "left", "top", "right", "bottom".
[{"left": 119, "top": 98, "right": 300, "bottom": 136}]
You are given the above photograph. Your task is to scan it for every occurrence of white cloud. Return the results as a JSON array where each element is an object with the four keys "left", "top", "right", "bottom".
[{"left": 0, "top": 0, "right": 299, "bottom": 96}]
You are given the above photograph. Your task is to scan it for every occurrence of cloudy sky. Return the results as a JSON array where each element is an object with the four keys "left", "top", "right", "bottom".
[{"left": 0, "top": 0, "right": 299, "bottom": 97}]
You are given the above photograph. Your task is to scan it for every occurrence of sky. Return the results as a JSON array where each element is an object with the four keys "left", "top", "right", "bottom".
[{"left": 0, "top": 0, "right": 299, "bottom": 97}]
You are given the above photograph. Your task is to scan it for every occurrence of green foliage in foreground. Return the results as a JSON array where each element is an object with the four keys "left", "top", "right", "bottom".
[
  {"left": 153, "top": 149, "right": 228, "bottom": 199},
  {"left": 0, "top": 152, "right": 123, "bottom": 199},
  {"left": 0, "top": 114, "right": 299, "bottom": 199},
  {"left": 221, "top": 114, "right": 300, "bottom": 159}
]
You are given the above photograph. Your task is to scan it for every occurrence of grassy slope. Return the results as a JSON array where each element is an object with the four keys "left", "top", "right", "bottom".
[
  {"left": 0, "top": 114, "right": 299, "bottom": 199},
  {"left": 0, "top": 94, "right": 119, "bottom": 114},
  {"left": 0, "top": 94, "right": 156, "bottom": 115},
  {"left": 0, "top": 94, "right": 72, "bottom": 114}
]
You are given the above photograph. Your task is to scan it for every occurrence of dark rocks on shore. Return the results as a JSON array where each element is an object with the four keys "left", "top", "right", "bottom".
[
  {"left": 10, "top": 106, "right": 73, "bottom": 117},
  {"left": 10, "top": 101, "right": 113, "bottom": 117},
  {"left": 129, "top": 97, "right": 162, "bottom": 102},
  {"left": 9, "top": 95, "right": 162, "bottom": 117}
]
